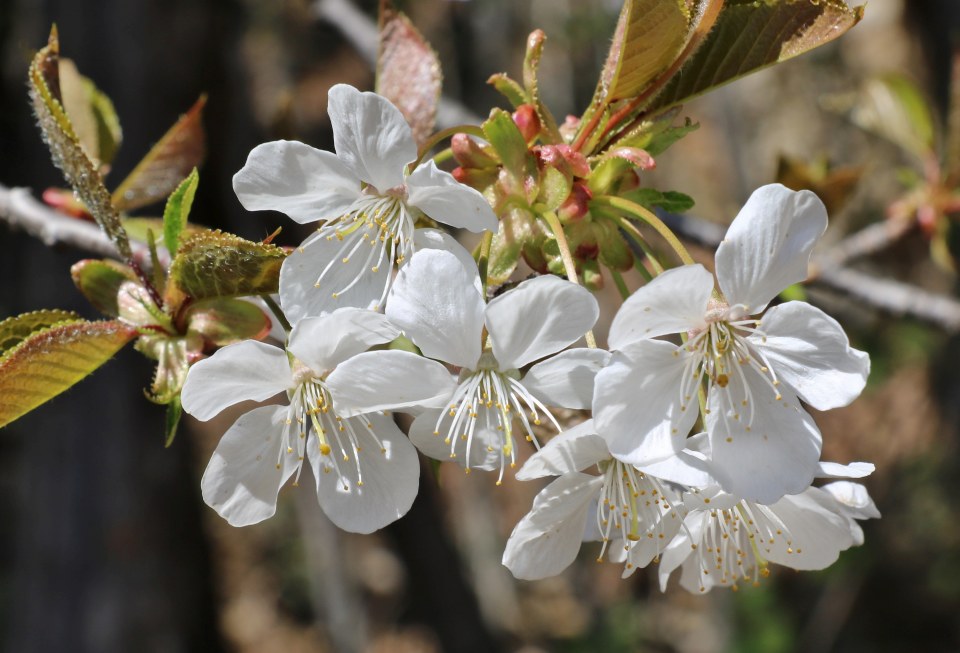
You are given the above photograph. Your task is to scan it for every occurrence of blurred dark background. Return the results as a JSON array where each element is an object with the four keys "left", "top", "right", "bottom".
[{"left": 2, "top": 1, "right": 960, "bottom": 652}]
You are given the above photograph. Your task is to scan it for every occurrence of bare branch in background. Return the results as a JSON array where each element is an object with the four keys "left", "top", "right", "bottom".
[{"left": 0, "top": 184, "right": 165, "bottom": 268}]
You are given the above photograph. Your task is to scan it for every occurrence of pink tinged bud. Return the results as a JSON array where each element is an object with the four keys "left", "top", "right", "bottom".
[
  {"left": 453, "top": 166, "right": 499, "bottom": 191},
  {"left": 452, "top": 133, "right": 499, "bottom": 168},
  {"left": 559, "top": 115, "right": 580, "bottom": 142},
  {"left": 537, "top": 145, "right": 590, "bottom": 179},
  {"left": 558, "top": 182, "right": 592, "bottom": 222},
  {"left": 608, "top": 147, "right": 656, "bottom": 171},
  {"left": 512, "top": 104, "right": 541, "bottom": 143}
]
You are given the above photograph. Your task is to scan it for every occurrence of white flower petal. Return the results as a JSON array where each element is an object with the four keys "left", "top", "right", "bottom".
[
  {"left": 310, "top": 413, "right": 420, "bottom": 533},
  {"left": 232, "top": 140, "right": 361, "bottom": 224},
  {"left": 279, "top": 231, "right": 389, "bottom": 322},
  {"left": 181, "top": 340, "right": 291, "bottom": 421},
  {"left": 326, "top": 350, "right": 457, "bottom": 416},
  {"left": 608, "top": 265, "right": 713, "bottom": 349},
  {"left": 753, "top": 301, "right": 869, "bottom": 410},
  {"left": 706, "top": 376, "right": 821, "bottom": 503},
  {"left": 502, "top": 473, "right": 603, "bottom": 580},
  {"left": 522, "top": 348, "right": 611, "bottom": 410},
  {"left": 406, "top": 160, "right": 498, "bottom": 232},
  {"left": 760, "top": 488, "right": 857, "bottom": 570},
  {"left": 716, "top": 184, "right": 827, "bottom": 314},
  {"left": 413, "top": 228, "right": 484, "bottom": 295},
  {"left": 658, "top": 514, "right": 702, "bottom": 591},
  {"left": 636, "top": 446, "right": 715, "bottom": 488},
  {"left": 327, "top": 84, "right": 414, "bottom": 191},
  {"left": 817, "top": 461, "right": 875, "bottom": 479},
  {"left": 200, "top": 405, "right": 298, "bottom": 527},
  {"left": 593, "top": 340, "right": 697, "bottom": 466},
  {"left": 487, "top": 275, "right": 599, "bottom": 370},
  {"left": 386, "top": 248, "right": 484, "bottom": 369},
  {"left": 516, "top": 419, "right": 608, "bottom": 480},
  {"left": 408, "top": 409, "right": 500, "bottom": 470},
  {"left": 821, "top": 481, "right": 881, "bottom": 519},
  {"left": 288, "top": 308, "right": 400, "bottom": 373}
]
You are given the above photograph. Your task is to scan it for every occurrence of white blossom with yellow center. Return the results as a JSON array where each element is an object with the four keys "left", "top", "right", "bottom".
[
  {"left": 232, "top": 84, "right": 498, "bottom": 322},
  {"left": 327, "top": 248, "right": 609, "bottom": 484},
  {"left": 180, "top": 308, "right": 421, "bottom": 533},
  {"left": 502, "top": 420, "right": 694, "bottom": 580},
  {"left": 594, "top": 184, "right": 870, "bottom": 503}
]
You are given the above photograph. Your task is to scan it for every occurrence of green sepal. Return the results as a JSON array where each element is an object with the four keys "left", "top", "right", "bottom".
[
  {"left": 184, "top": 297, "right": 271, "bottom": 347},
  {"left": 0, "top": 319, "right": 137, "bottom": 429},
  {"left": 162, "top": 167, "right": 199, "bottom": 255},
  {"left": 0, "top": 309, "right": 81, "bottom": 357},
  {"left": 596, "top": 220, "right": 634, "bottom": 271},
  {"left": 487, "top": 73, "right": 529, "bottom": 109},
  {"left": 70, "top": 259, "right": 138, "bottom": 317},
  {"left": 487, "top": 208, "right": 540, "bottom": 284},
  {"left": 166, "top": 230, "right": 286, "bottom": 304},
  {"left": 537, "top": 167, "right": 573, "bottom": 212},
  {"left": 164, "top": 395, "right": 183, "bottom": 448}
]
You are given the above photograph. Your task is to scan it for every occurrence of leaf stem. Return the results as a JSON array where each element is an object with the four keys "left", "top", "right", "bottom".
[
  {"left": 261, "top": 294, "right": 292, "bottom": 333},
  {"left": 593, "top": 195, "right": 695, "bottom": 266},
  {"left": 610, "top": 267, "right": 630, "bottom": 300},
  {"left": 542, "top": 210, "right": 597, "bottom": 348},
  {"left": 413, "top": 124, "right": 486, "bottom": 169}
]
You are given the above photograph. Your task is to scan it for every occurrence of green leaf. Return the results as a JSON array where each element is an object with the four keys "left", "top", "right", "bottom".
[
  {"left": 622, "top": 188, "right": 695, "bottom": 213},
  {"left": 377, "top": 1, "right": 442, "bottom": 148},
  {"left": 522, "top": 30, "right": 562, "bottom": 142},
  {"left": 0, "top": 309, "right": 81, "bottom": 357},
  {"left": 0, "top": 319, "right": 136, "bottom": 429},
  {"left": 59, "top": 58, "right": 122, "bottom": 172},
  {"left": 70, "top": 259, "right": 138, "bottom": 317},
  {"left": 488, "top": 208, "right": 539, "bottom": 284},
  {"left": 482, "top": 109, "right": 531, "bottom": 180},
  {"left": 603, "top": 0, "right": 692, "bottom": 102},
  {"left": 487, "top": 73, "right": 529, "bottom": 109},
  {"left": 29, "top": 27, "right": 132, "bottom": 261},
  {"left": 111, "top": 95, "right": 206, "bottom": 212},
  {"left": 162, "top": 167, "right": 199, "bottom": 255},
  {"left": 645, "top": 0, "right": 865, "bottom": 115},
  {"left": 167, "top": 231, "right": 286, "bottom": 302},
  {"left": 184, "top": 297, "right": 271, "bottom": 346},
  {"left": 845, "top": 75, "right": 936, "bottom": 161},
  {"left": 164, "top": 395, "right": 182, "bottom": 448}
]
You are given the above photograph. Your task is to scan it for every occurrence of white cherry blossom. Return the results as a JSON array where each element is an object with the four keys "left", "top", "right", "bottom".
[
  {"left": 502, "top": 420, "right": 693, "bottom": 580},
  {"left": 594, "top": 184, "right": 870, "bottom": 503},
  {"left": 232, "top": 84, "right": 498, "bottom": 321},
  {"left": 658, "top": 470, "right": 878, "bottom": 594},
  {"left": 326, "top": 248, "right": 608, "bottom": 483},
  {"left": 180, "top": 308, "right": 421, "bottom": 533}
]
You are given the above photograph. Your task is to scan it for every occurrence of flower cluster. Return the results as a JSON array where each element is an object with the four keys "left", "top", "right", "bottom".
[{"left": 181, "top": 84, "right": 877, "bottom": 592}]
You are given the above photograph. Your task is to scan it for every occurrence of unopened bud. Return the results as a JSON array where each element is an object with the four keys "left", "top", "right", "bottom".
[
  {"left": 451, "top": 133, "right": 499, "bottom": 169},
  {"left": 512, "top": 104, "right": 541, "bottom": 143}
]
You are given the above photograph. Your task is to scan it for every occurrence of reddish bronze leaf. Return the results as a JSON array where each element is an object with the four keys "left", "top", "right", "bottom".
[
  {"left": 376, "top": 1, "right": 442, "bottom": 148},
  {"left": 111, "top": 95, "right": 207, "bottom": 212}
]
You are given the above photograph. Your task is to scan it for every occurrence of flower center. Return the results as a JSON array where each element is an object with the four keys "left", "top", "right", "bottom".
[
  {"left": 679, "top": 318, "right": 783, "bottom": 436},
  {"left": 596, "top": 462, "right": 677, "bottom": 570},
  {"left": 280, "top": 378, "right": 387, "bottom": 491},
  {"left": 311, "top": 195, "right": 415, "bottom": 310},
  {"left": 433, "top": 365, "right": 559, "bottom": 485},
  {"left": 691, "top": 501, "right": 798, "bottom": 592}
]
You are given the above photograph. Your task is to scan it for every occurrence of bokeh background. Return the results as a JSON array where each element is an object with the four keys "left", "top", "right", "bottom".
[{"left": 2, "top": 0, "right": 960, "bottom": 651}]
